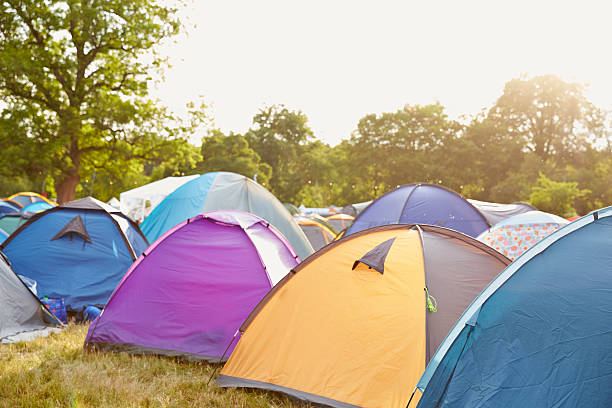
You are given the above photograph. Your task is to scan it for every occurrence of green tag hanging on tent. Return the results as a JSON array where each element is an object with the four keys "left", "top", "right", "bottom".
[{"left": 425, "top": 287, "right": 437, "bottom": 313}]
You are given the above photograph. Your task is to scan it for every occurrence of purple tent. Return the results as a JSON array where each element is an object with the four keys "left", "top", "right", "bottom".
[{"left": 84, "top": 210, "right": 300, "bottom": 361}]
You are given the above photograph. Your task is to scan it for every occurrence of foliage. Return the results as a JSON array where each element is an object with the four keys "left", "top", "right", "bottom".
[
  {"left": 0, "top": 0, "right": 188, "bottom": 202},
  {"left": 528, "top": 173, "right": 589, "bottom": 217},
  {"left": 197, "top": 130, "right": 272, "bottom": 187},
  {"left": 246, "top": 104, "right": 314, "bottom": 202}
]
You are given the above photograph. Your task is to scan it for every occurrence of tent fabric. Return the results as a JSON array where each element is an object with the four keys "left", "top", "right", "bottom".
[
  {"left": 477, "top": 210, "right": 569, "bottom": 260},
  {"left": 352, "top": 237, "right": 396, "bottom": 274},
  {"left": 140, "top": 172, "right": 313, "bottom": 260},
  {"left": 0, "top": 201, "right": 19, "bottom": 216},
  {"left": 416, "top": 209, "right": 612, "bottom": 408},
  {"left": 22, "top": 201, "right": 54, "bottom": 213},
  {"left": 0, "top": 252, "right": 61, "bottom": 342},
  {"left": 467, "top": 199, "right": 536, "bottom": 225},
  {"left": 217, "top": 224, "right": 509, "bottom": 408},
  {"left": 6, "top": 192, "right": 56, "bottom": 208},
  {"left": 326, "top": 213, "right": 354, "bottom": 231},
  {"left": 119, "top": 174, "right": 200, "bottom": 221},
  {"left": 50, "top": 215, "right": 92, "bottom": 243},
  {"left": 1, "top": 197, "right": 148, "bottom": 311},
  {"left": 341, "top": 201, "right": 372, "bottom": 217},
  {"left": 84, "top": 211, "right": 299, "bottom": 361},
  {"left": 296, "top": 217, "right": 336, "bottom": 251},
  {"left": 0, "top": 213, "right": 31, "bottom": 236},
  {"left": 346, "top": 184, "right": 490, "bottom": 238}
]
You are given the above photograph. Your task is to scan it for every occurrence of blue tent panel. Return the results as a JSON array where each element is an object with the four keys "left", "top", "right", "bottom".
[
  {"left": 417, "top": 210, "right": 612, "bottom": 407},
  {"left": 347, "top": 184, "right": 489, "bottom": 237},
  {"left": 0, "top": 201, "right": 19, "bottom": 216},
  {"left": 22, "top": 202, "right": 54, "bottom": 213},
  {"left": 140, "top": 172, "right": 217, "bottom": 243}
]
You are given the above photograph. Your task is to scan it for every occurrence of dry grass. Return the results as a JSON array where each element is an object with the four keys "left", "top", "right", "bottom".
[{"left": 0, "top": 324, "right": 309, "bottom": 408}]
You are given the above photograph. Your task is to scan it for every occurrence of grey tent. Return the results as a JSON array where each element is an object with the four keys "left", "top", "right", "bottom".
[
  {"left": 0, "top": 252, "right": 62, "bottom": 343},
  {"left": 341, "top": 201, "right": 372, "bottom": 217},
  {"left": 467, "top": 199, "right": 536, "bottom": 225}
]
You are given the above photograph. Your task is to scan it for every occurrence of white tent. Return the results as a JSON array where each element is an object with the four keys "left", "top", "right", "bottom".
[{"left": 119, "top": 175, "right": 200, "bottom": 221}]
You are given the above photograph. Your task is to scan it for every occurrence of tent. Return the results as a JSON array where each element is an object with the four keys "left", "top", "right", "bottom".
[
  {"left": 22, "top": 201, "right": 54, "bottom": 213},
  {"left": 296, "top": 216, "right": 336, "bottom": 251},
  {"left": 283, "top": 203, "right": 300, "bottom": 215},
  {"left": 85, "top": 211, "right": 299, "bottom": 361},
  {"left": 0, "top": 213, "right": 31, "bottom": 236},
  {"left": 346, "top": 184, "right": 490, "bottom": 238},
  {"left": 0, "top": 252, "right": 62, "bottom": 343},
  {"left": 119, "top": 174, "right": 200, "bottom": 221},
  {"left": 6, "top": 192, "right": 55, "bottom": 208},
  {"left": 467, "top": 199, "right": 536, "bottom": 225},
  {"left": 477, "top": 210, "right": 569, "bottom": 260},
  {"left": 1, "top": 197, "right": 148, "bottom": 311},
  {"left": 0, "top": 201, "right": 19, "bottom": 216},
  {"left": 341, "top": 200, "right": 372, "bottom": 217},
  {"left": 326, "top": 213, "right": 354, "bottom": 231},
  {"left": 415, "top": 208, "right": 612, "bottom": 407},
  {"left": 217, "top": 224, "right": 510, "bottom": 408},
  {"left": 140, "top": 172, "right": 313, "bottom": 259}
]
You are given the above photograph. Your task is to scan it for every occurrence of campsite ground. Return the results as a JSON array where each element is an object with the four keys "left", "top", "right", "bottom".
[{"left": 0, "top": 324, "right": 307, "bottom": 408}]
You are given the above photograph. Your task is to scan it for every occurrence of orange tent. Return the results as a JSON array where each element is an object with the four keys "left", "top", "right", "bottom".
[{"left": 218, "top": 225, "right": 509, "bottom": 408}]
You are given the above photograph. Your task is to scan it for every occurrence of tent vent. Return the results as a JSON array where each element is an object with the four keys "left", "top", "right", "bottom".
[
  {"left": 352, "top": 237, "right": 396, "bottom": 274},
  {"left": 50, "top": 215, "right": 92, "bottom": 244}
]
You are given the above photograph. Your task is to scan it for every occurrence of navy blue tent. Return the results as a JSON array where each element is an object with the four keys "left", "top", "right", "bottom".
[
  {"left": 415, "top": 207, "right": 612, "bottom": 408},
  {"left": 346, "top": 184, "right": 490, "bottom": 238},
  {"left": 0, "top": 200, "right": 19, "bottom": 216},
  {"left": 1, "top": 197, "right": 148, "bottom": 311}
]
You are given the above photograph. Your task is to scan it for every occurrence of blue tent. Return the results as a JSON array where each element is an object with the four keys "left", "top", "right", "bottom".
[
  {"left": 140, "top": 171, "right": 313, "bottom": 259},
  {"left": 22, "top": 201, "right": 54, "bottom": 213},
  {"left": 346, "top": 184, "right": 490, "bottom": 238},
  {"left": 1, "top": 197, "right": 148, "bottom": 311},
  {"left": 0, "top": 201, "right": 19, "bottom": 216},
  {"left": 415, "top": 208, "right": 612, "bottom": 408}
]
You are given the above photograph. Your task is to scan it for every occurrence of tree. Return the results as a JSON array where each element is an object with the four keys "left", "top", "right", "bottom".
[
  {"left": 487, "top": 75, "right": 604, "bottom": 163},
  {"left": 246, "top": 105, "right": 314, "bottom": 201},
  {"left": 197, "top": 130, "right": 272, "bottom": 186},
  {"left": 346, "top": 103, "right": 461, "bottom": 196},
  {"left": 529, "top": 173, "right": 589, "bottom": 217},
  {"left": 0, "top": 1, "right": 185, "bottom": 202}
]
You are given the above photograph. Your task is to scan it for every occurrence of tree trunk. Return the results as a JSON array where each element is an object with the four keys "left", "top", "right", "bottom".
[{"left": 55, "top": 167, "right": 80, "bottom": 204}]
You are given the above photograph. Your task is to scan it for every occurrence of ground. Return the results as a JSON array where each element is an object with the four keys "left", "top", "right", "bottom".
[{"left": 0, "top": 324, "right": 309, "bottom": 408}]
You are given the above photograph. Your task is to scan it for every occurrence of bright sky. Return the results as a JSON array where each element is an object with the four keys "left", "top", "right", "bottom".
[{"left": 152, "top": 0, "right": 612, "bottom": 146}]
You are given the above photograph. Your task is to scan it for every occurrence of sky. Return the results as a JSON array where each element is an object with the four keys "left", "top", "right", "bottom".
[{"left": 152, "top": 0, "right": 612, "bottom": 146}]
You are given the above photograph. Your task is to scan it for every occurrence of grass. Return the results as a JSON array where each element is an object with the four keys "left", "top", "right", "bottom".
[{"left": 0, "top": 324, "right": 309, "bottom": 408}]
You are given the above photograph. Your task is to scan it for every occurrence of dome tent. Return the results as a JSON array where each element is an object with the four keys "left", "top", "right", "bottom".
[
  {"left": 0, "top": 252, "right": 62, "bottom": 343},
  {"left": 477, "top": 210, "right": 569, "bottom": 260},
  {"left": 296, "top": 216, "right": 336, "bottom": 251},
  {"left": 326, "top": 213, "right": 354, "bottom": 232},
  {"left": 0, "top": 201, "right": 19, "bottom": 216},
  {"left": 415, "top": 208, "right": 612, "bottom": 408},
  {"left": 119, "top": 174, "right": 200, "bottom": 221},
  {"left": 217, "top": 224, "right": 509, "bottom": 408},
  {"left": 467, "top": 199, "right": 536, "bottom": 225},
  {"left": 6, "top": 192, "right": 56, "bottom": 208},
  {"left": 140, "top": 171, "right": 313, "bottom": 259},
  {"left": 346, "top": 183, "right": 490, "bottom": 238},
  {"left": 85, "top": 211, "right": 299, "bottom": 361},
  {"left": 1, "top": 197, "right": 148, "bottom": 311}
]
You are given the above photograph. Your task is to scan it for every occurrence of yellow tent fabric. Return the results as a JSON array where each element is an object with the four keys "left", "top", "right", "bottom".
[
  {"left": 220, "top": 228, "right": 424, "bottom": 407},
  {"left": 218, "top": 224, "right": 509, "bottom": 408}
]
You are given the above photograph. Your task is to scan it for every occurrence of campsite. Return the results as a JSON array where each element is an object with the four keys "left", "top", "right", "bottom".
[{"left": 4, "top": 2, "right": 612, "bottom": 408}]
